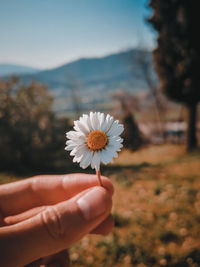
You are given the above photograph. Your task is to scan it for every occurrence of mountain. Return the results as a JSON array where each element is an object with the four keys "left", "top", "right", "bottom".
[
  {"left": 0, "top": 64, "right": 39, "bottom": 76},
  {"left": 0, "top": 50, "right": 157, "bottom": 113},
  {"left": 28, "top": 49, "right": 154, "bottom": 89}
]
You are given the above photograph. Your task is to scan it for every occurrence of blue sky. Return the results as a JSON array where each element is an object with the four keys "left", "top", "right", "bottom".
[{"left": 0, "top": 0, "right": 155, "bottom": 69}]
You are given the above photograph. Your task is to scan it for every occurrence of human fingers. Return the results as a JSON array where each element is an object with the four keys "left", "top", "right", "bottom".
[
  {"left": 91, "top": 214, "right": 114, "bottom": 235},
  {"left": 5, "top": 207, "right": 114, "bottom": 236},
  {"left": 0, "top": 186, "right": 112, "bottom": 267},
  {"left": 0, "top": 174, "right": 114, "bottom": 216},
  {"left": 41, "top": 249, "right": 70, "bottom": 267},
  {"left": 24, "top": 250, "right": 70, "bottom": 267},
  {"left": 24, "top": 258, "right": 42, "bottom": 267},
  {"left": 4, "top": 206, "right": 46, "bottom": 225}
]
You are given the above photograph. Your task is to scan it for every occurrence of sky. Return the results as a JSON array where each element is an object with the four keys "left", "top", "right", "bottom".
[{"left": 0, "top": 0, "right": 156, "bottom": 69}]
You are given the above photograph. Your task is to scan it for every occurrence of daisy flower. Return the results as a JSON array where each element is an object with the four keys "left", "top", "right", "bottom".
[{"left": 65, "top": 112, "right": 124, "bottom": 185}]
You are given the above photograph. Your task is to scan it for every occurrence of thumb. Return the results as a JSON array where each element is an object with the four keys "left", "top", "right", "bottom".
[{"left": 0, "top": 186, "right": 112, "bottom": 267}]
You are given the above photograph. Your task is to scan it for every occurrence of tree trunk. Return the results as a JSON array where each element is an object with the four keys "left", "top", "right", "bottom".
[{"left": 187, "top": 103, "right": 197, "bottom": 151}]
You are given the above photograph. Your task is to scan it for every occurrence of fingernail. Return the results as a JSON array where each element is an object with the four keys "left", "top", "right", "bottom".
[{"left": 77, "top": 187, "right": 107, "bottom": 220}]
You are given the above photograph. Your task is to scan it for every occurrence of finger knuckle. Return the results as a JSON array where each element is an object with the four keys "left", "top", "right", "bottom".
[{"left": 40, "top": 206, "right": 64, "bottom": 240}]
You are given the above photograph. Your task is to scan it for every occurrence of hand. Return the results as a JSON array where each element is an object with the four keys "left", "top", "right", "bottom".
[{"left": 0, "top": 174, "right": 114, "bottom": 267}]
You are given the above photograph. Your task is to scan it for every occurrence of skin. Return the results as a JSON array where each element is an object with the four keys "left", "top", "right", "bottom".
[{"left": 0, "top": 174, "right": 114, "bottom": 267}]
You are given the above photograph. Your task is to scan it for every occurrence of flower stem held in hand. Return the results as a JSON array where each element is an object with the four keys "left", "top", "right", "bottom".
[{"left": 96, "top": 169, "right": 103, "bottom": 186}]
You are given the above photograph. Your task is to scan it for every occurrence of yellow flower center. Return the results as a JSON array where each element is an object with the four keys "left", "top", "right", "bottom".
[{"left": 87, "top": 130, "right": 108, "bottom": 151}]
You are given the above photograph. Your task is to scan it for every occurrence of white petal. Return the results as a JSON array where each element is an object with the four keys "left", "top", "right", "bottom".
[
  {"left": 91, "top": 151, "right": 100, "bottom": 170},
  {"left": 108, "top": 140, "right": 123, "bottom": 151},
  {"left": 74, "top": 144, "right": 88, "bottom": 157},
  {"left": 73, "top": 125, "right": 85, "bottom": 136},
  {"left": 101, "top": 114, "right": 114, "bottom": 133},
  {"left": 108, "top": 136, "right": 123, "bottom": 146},
  {"left": 100, "top": 114, "right": 110, "bottom": 132},
  {"left": 115, "top": 143, "right": 123, "bottom": 152},
  {"left": 95, "top": 112, "right": 101, "bottom": 130},
  {"left": 81, "top": 114, "right": 92, "bottom": 131},
  {"left": 80, "top": 115, "right": 90, "bottom": 132},
  {"left": 66, "top": 131, "right": 77, "bottom": 139},
  {"left": 101, "top": 153, "right": 110, "bottom": 164},
  {"left": 91, "top": 154, "right": 96, "bottom": 169},
  {"left": 95, "top": 159, "right": 100, "bottom": 170},
  {"left": 65, "top": 144, "right": 76, "bottom": 151},
  {"left": 66, "top": 140, "right": 76, "bottom": 146},
  {"left": 106, "top": 145, "right": 118, "bottom": 158},
  {"left": 89, "top": 112, "right": 95, "bottom": 130},
  {"left": 112, "top": 124, "right": 124, "bottom": 136},
  {"left": 82, "top": 114, "right": 88, "bottom": 119},
  {"left": 99, "top": 113, "right": 105, "bottom": 128},
  {"left": 73, "top": 122, "right": 87, "bottom": 136},
  {"left": 113, "top": 152, "right": 118, "bottom": 158},
  {"left": 69, "top": 131, "right": 86, "bottom": 141},
  {"left": 80, "top": 150, "right": 93, "bottom": 169},
  {"left": 90, "top": 112, "right": 99, "bottom": 130},
  {"left": 107, "top": 121, "right": 119, "bottom": 136},
  {"left": 66, "top": 138, "right": 85, "bottom": 146},
  {"left": 73, "top": 154, "right": 83, "bottom": 163},
  {"left": 70, "top": 147, "right": 78, "bottom": 156},
  {"left": 100, "top": 149, "right": 113, "bottom": 164},
  {"left": 75, "top": 120, "right": 90, "bottom": 135}
]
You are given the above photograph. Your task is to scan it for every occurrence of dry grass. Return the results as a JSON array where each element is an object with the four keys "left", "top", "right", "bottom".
[
  {"left": 1, "top": 144, "right": 200, "bottom": 266},
  {"left": 70, "top": 144, "right": 200, "bottom": 267},
  {"left": 114, "top": 144, "right": 185, "bottom": 165}
]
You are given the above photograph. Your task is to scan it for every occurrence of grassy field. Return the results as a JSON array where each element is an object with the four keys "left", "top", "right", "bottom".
[
  {"left": 1, "top": 144, "right": 200, "bottom": 266},
  {"left": 70, "top": 144, "right": 200, "bottom": 267}
]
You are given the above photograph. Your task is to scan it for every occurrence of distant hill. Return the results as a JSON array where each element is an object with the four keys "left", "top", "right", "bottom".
[
  {"left": 0, "top": 64, "right": 39, "bottom": 76},
  {"left": 0, "top": 50, "right": 157, "bottom": 113},
  {"left": 26, "top": 49, "right": 155, "bottom": 89}
]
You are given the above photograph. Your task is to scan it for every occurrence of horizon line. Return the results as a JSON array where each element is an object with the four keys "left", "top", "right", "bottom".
[{"left": 0, "top": 46, "right": 153, "bottom": 71}]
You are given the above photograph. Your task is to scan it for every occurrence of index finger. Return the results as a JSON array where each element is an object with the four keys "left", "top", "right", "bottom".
[{"left": 0, "top": 174, "right": 114, "bottom": 217}]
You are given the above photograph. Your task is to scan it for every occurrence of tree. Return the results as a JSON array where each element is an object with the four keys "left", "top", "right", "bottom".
[
  {"left": 0, "top": 78, "right": 71, "bottom": 173},
  {"left": 148, "top": 0, "right": 200, "bottom": 151},
  {"left": 112, "top": 91, "right": 145, "bottom": 151}
]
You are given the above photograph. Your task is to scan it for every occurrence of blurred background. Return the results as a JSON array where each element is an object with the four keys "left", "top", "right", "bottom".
[{"left": 0, "top": 0, "right": 200, "bottom": 266}]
